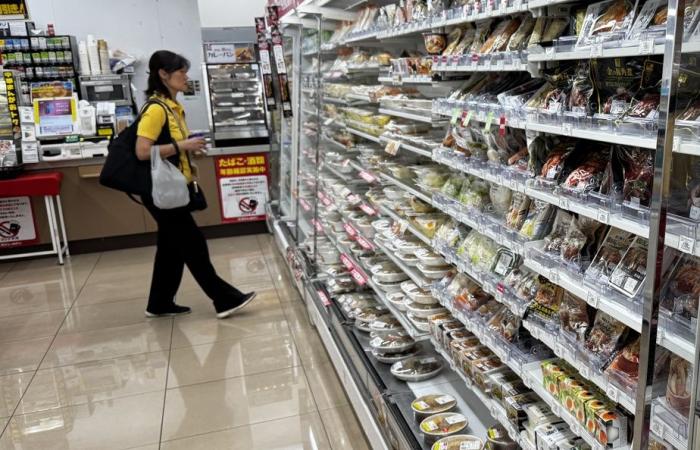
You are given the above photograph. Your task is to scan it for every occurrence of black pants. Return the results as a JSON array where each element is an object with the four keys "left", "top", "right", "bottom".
[{"left": 144, "top": 200, "right": 245, "bottom": 311}]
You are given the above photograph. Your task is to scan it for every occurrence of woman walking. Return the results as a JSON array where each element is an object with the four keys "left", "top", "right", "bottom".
[{"left": 135, "top": 50, "right": 256, "bottom": 319}]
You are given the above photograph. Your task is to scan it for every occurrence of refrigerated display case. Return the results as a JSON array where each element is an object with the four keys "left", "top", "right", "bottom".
[
  {"left": 268, "top": 1, "right": 700, "bottom": 450},
  {"left": 203, "top": 44, "right": 270, "bottom": 148}
]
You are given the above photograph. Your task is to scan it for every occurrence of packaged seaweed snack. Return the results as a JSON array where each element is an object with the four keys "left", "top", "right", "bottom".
[
  {"left": 583, "top": 311, "right": 628, "bottom": 364},
  {"left": 609, "top": 237, "right": 647, "bottom": 298},
  {"left": 519, "top": 200, "right": 556, "bottom": 240},
  {"left": 576, "top": 0, "right": 637, "bottom": 48},
  {"left": 558, "top": 292, "right": 590, "bottom": 342},
  {"left": 585, "top": 228, "right": 634, "bottom": 284},
  {"left": 662, "top": 254, "right": 700, "bottom": 320}
]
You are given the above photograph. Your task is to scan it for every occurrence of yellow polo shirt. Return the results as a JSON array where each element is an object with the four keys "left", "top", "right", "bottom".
[{"left": 137, "top": 94, "right": 193, "bottom": 182}]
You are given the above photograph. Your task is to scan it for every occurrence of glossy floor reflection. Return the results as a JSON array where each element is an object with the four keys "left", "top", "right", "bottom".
[{"left": 0, "top": 234, "right": 370, "bottom": 450}]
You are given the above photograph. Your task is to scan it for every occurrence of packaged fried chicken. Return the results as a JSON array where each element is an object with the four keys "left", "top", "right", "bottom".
[
  {"left": 585, "top": 228, "right": 634, "bottom": 284},
  {"left": 665, "top": 355, "right": 692, "bottom": 417},
  {"left": 609, "top": 236, "right": 648, "bottom": 298},
  {"left": 577, "top": 0, "right": 636, "bottom": 48},
  {"left": 662, "top": 254, "right": 700, "bottom": 320},
  {"left": 628, "top": 0, "right": 668, "bottom": 41},
  {"left": 487, "top": 307, "right": 520, "bottom": 342},
  {"left": 519, "top": 200, "right": 555, "bottom": 241},
  {"left": 480, "top": 18, "right": 521, "bottom": 54},
  {"left": 528, "top": 277, "right": 563, "bottom": 325},
  {"left": 619, "top": 146, "right": 654, "bottom": 206},
  {"left": 558, "top": 293, "right": 590, "bottom": 342},
  {"left": 583, "top": 311, "right": 628, "bottom": 364},
  {"left": 469, "top": 20, "right": 493, "bottom": 54},
  {"left": 505, "top": 192, "right": 531, "bottom": 231},
  {"left": 507, "top": 14, "right": 536, "bottom": 51},
  {"left": 544, "top": 210, "right": 574, "bottom": 255}
]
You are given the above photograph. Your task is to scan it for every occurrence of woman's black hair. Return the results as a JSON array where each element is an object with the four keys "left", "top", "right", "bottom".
[{"left": 146, "top": 50, "right": 191, "bottom": 98}]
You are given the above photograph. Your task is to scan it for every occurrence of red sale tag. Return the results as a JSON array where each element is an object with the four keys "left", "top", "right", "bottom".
[
  {"left": 356, "top": 235, "right": 374, "bottom": 251},
  {"left": 499, "top": 115, "right": 507, "bottom": 136},
  {"left": 312, "top": 219, "right": 324, "bottom": 233},
  {"left": 360, "top": 203, "right": 378, "bottom": 216},
  {"left": 299, "top": 199, "right": 311, "bottom": 212},
  {"left": 317, "top": 289, "right": 331, "bottom": 306},
  {"left": 340, "top": 254, "right": 354, "bottom": 270},
  {"left": 344, "top": 223, "right": 357, "bottom": 237},
  {"left": 351, "top": 269, "right": 367, "bottom": 286},
  {"left": 342, "top": 158, "right": 350, "bottom": 167},
  {"left": 471, "top": 53, "right": 480, "bottom": 63},
  {"left": 359, "top": 170, "right": 377, "bottom": 183}
]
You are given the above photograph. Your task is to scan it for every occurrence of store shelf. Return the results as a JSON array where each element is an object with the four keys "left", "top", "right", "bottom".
[
  {"left": 301, "top": 107, "right": 319, "bottom": 116},
  {"left": 321, "top": 134, "right": 351, "bottom": 151},
  {"left": 378, "top": 136, "right": 433, "bottom": 158},
  {"left": 525, "top": 121, "right": 657, "bottom": 149},
  {"left": 528, "top": 42, "right": 665, "bottom": 62},
  {"left": 346, "top": 126, "right": 382, "bottom": 144},
  {"left": 378, "top": 107, "right": 448, "bottom": 126},
  {"left": 373, "top": 202, "right": 433, "bottom": 247},
  {"left": 378, "top": 172, "right": 433, "bottom": 205},
  {"left": 434, "top": 56, "right": 529, "bottom": 73}
]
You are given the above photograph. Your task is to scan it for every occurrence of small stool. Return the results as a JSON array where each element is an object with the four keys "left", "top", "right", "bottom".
[{"left": 0, "top": 171, "right": 69, "bottom": 264}]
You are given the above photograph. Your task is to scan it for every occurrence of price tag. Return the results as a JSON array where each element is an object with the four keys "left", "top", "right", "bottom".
[
  {"left": 341, "top": 158, "right": 350, "bottom": 167},
  {"left": 590, "top": 43, "right": 603, "bottom": 58},
  {"left": 499, "top": 115, "right": 507, "bottom": 136},
  {"left": 545, "top": 46, "right": 555, "bottom": 58},
  {"left": 398, "top": 219, "right": 409, "bottom": 234},
  {"left": 340, "top": 254, "right": 353, "bottom": 270},
  {"left": 323, "top": 117, "right": 334, "bottom": 126},
  {"left": 639, "top": 38, "right": 655, "bottom": 55},
  {"left": 484, "top": 112, "right": 495, "bottom": 132},
  {"left": 678, "top": 235, "right": 695, "bottom": 255},
  {"left": 673, "top": 136, "right": 681, "bottom": 153},
  {"left": 551, "top": 403, "right": 560, "bottom": 416},
  {"left": 359, "top": 170, "right": 377, "bottom": 183},
  {"left": 605, "top": 384, "right": 620, "bottom": 402},
  {"left": 513, "top": 0, "right": 522, "bottom": 9},
  {"left": 343, "top": 223, "right": 357, "bottom": 237},
  {"left": 312, "top": 219, "right": 324, "bottom": 233},
  {"left": 462, "top": 110, "right": 473, "bottom": 127},
  {"left": 450, "top": 108, "right": 461, "bottom": 125},
  {"left": 356, "top": 236, "right": 374, "bottom": 251},
  {"left": 496, "top": 59, "right": 504, "bottom": 70},
  {"left": 597, "top": 209, "right": 609, "bottom": 224},
  {"left": 559, "top": 197, "right": 570, "bottom": 210},
  {"left": 300, "top": 199, "right": 311, "bottom": 212},
  {"left": 562, "top": 122, "right": 573, "bottom": 136},
  {"left": 555, "top": 342, "right": 566, "bottom": 358},
  {"left": 579, "top": 365, "right": 591, "bottom": 379},
  {"left": 586, "top": 290, "right": 599, "bottom": 308},
  {"left": 650, "top": 417, "right": 664, "bottom": 438},
  {"left": 317, "top": 289, "right": 331, "bottom": 306},
  {"left": 391, "top": 73, "right": 401, "bottom": 84},
  {"left": 499, "top": 0, "right": 507, "bottom": 13},
  {"left": 360, "top": 203, "right": 377, "bottom": 216},
  {"left": 385, "top": 139, "right": 401, "bottom": 155},
  {"left": 350, "top": 269, "right": 367, "bottom": 285},
  {"left": 347, "top": 194, "right": 361, "bottom": 205}
]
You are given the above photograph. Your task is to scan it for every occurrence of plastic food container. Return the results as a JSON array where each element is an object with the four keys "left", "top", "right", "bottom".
[
  {"left": 370, "top": 331, "right": 416, "bottom": 354},
  {"left": 407, "top": 301, "right": 448, "bottom": 319},
  {"left": 371, "top": 262, "right": 409, "bottom": 283},
  {"left": 415, "top": 248, "right": 447, "bottom": 266},
  {"left": 408, "top": 313, "right": 431, "bottom": 331},
  {"left": 372, "top": 276, "right": 405, "bottom": 293},
  {"left": 411, "top": 394, "right": 457, "bottom": 421},
  {"left": 391, "top": 356, "right": 443, "bottom": 382},
  {"left": 417, "top": 263, "right": 451, "bottom": 280},
  {"left": 402, "top": 281, "right": 438, "bottom": 305},
  {"left": 369, "top": 315, "right": 403, "bottom": 332},
  {"left": 371, "top": 347, "right": 419, "bottom": 364},
  {"left": 387, "top": 291, "right": 409, "bottom": 311},
  {"left": 420, "top": 413, "right": 468, "bottom": 445},
  {"left": 430, "top": 434, "right": 483, "bottom": 450}
]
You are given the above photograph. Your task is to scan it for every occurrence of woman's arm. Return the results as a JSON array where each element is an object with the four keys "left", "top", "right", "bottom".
[{"left": 135, "top": 136, "right": 178, "bottom": 161}]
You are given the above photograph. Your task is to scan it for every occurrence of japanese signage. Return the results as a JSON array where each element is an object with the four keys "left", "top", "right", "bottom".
[
  {"left": 0, "top": 196, "right": 37, "bottom": 249},
  {"left": 3, "top": 71, "right": 18, "bottom": 133},
  {"left": 255, "top": 17, "right": 276, "bottom": 110},
  {"left": 215, "top": 154, "right": 269, "bottom": 223},
  {"left": 0, "top": 0, "right": 27, "bottom": 19},
  {"left": 266, "top": 6, "right": 292, "bottom": 116},
  {"left": 204, "top": 43, "right": 255, "bottom": 64}
]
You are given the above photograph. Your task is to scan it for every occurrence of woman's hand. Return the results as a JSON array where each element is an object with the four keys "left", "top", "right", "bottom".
[{"left": 179, "top": 137, "right": 207, "bottom": 153}]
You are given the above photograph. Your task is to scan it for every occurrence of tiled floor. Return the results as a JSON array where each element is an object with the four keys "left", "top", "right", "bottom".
[{"left": 0, "top": 234, "right": 370, "bottom": 450}]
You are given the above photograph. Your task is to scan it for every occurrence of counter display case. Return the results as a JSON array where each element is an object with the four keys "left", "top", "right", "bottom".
[
  {"left": 268, "top": 1, "right": 700, "bottom": 449},
  {"left": 203, "top": 44, "right": 270, "bottom": 147}
]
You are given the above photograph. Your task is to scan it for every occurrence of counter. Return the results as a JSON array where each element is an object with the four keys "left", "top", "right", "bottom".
[{"left": 6, "top": 145, "right": 270, "bottom": 252}]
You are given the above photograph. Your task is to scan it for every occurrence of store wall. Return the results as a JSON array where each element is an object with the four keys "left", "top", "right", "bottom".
[
  {"left": 27, "top": 0, "right": 210, "bottom": 130},
  {"left": 198, "top": 0, "right": 264, "bottom": 28}
]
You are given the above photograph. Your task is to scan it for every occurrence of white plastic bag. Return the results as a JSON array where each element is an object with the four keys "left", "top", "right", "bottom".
[{"left": 151, "top": 145, "right": 189, "bottom": 209}]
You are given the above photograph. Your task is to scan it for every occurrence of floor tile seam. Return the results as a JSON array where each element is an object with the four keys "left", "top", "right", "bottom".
[
  {"left": 4, "top": 381, "right": 171, "bottom": 420},
  {"left": 0, "top": 263, "right": 13, "bottom": 282},
  {"left": 168, "top": 332, "right": 300, "bottom": 353},
  {"left": 24, "top": 347, "right": 172, "bottom": 374},
  {"left": 256, "top": 238, "right": 340, "bottom": 447},
  {"left": 157, "top": 318, "right": 175, "bottom": 450},
  {"left": 158, "top": 410, "right": 322, "bottom": 446},
  {"left": 164, "top": 362, "right": 304, "bottom": 391},
  {"left": 0, "top": 252, "right": 102, "bottom": 438},
  {"left": 168, "top": 325, "right": 293, "bottom": 350}
]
